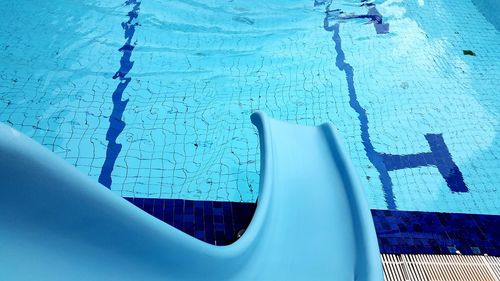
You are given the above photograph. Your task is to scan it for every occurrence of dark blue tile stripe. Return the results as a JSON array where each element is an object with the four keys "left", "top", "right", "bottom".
[
  {"left": 125, "top": 197, "right": 500, "bottom": 256},
  {"left": 380, "top": 134, "right": 467, "bottom": 193},
  {"left": 372, "top": 209, "right": 500, "bottom": 256},
  {"left": 99, "top": 0, "right": 141, "bottom": 188},
  {"left": 324, "top": 13, "right": 396, "bottom": 209},
  {"left": 125, "top": 198, "right": 256, "bottom": 246}
]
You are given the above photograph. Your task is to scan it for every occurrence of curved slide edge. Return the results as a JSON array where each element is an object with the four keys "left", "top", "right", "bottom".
[
  {"left": 0, "top": 123, "right": 237, "bottom": 281},
  {"left": 0, "top": 112, "right": 382, "bottom": 280},
  {"left": 250, "top": 111, "right": 383, "bottom": 281}
]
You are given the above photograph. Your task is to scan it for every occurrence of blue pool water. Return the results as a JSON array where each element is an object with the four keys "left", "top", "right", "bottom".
[{"left": 1, "top": 0, "right": 499, "bottom": 215}]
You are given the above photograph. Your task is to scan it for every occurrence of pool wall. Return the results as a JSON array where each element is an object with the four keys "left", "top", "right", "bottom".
[
  {"left": 472, "top": 0, "right": 500, "bottom": 30},
  {"left": 125, "top": 197, "right": 500, "bottom": 256}
]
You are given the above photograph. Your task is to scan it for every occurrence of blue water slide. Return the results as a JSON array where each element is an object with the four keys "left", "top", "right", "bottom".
[{"left": 0, "top": 112, "right": 383, "bottom": 280}]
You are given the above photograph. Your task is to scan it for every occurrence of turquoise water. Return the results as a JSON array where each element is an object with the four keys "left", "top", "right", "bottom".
[{"left": 0, "top": 0, "right": 499, "bottom": 214}]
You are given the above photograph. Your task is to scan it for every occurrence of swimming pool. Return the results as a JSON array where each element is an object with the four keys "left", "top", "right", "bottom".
[{"left": 1, "top": 0, "right": 499, "bottom": 215}]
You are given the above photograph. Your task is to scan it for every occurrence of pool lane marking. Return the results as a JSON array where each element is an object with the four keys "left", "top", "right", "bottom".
[
  {"left": 322, "top": 1, "right": 467, "bottom": 209},
  {"left": 99, "top": 0, "right": 141, "bottom": 188},
  {"left": 322, "top": 1, "right": 389, "bottom": 34},
  {"left": 380, "top": 134, "right": 468, "bottom": 193},
  {"left": 325, "top": 20, "right": 397, "bottom": 209}
]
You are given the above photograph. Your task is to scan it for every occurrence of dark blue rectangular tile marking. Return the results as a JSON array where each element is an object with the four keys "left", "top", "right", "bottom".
[
  {"left": 124, "top": 197, "right": 500, "bottom": 256},
  {"left": 380, "top": 134, "right": 468, "bottom": 193},
  {"left": 125, "top": 198, "right": 255, "bottom": 245},
  {"left": 323, "top": 1, "right": 389, "bottom": 34},
  {"left": 372, "top": 209, "right": 500, "bottom": 256}
]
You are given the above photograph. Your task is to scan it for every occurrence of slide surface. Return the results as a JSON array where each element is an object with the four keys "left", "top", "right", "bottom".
[{"left": 0, "top": 112, "right": 382, "bottom": 280}]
